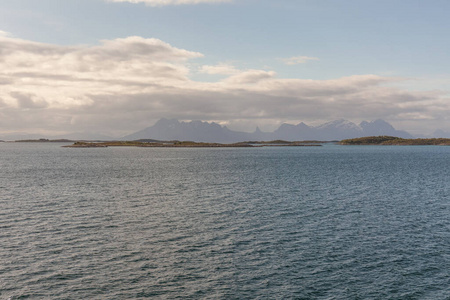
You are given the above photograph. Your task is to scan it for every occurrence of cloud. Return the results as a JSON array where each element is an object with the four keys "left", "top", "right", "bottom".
[
  {"left": 0, "top": 30, "right": 11, "bottom": 37},
  {"left": 0, "top": 35, "right": 203, "bottom": 106},
  {"left": 0, "top": 34, "right": 448, "bottom": 136},
  {"left": 10, "top": 92, "right": 48, "bottom": 109},
  {"left": 0, "top": 76, "right": 13, "bottom": 85},
  {"left": 223, "top": 70, "right": 276, "bottom": 84},
  {"left": 281, "top": 56, "right": 319, "bottom": 65},
  {"left": 106, "top": 0, "right": 231, "bottom": 6},
  {"left": 199, "top": 63, "right": 239, "bottom": 75}
]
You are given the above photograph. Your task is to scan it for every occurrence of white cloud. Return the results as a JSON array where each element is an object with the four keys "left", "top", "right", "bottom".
[
  {"left": 0, "top": 35, "right": 203, "bottom": 107},
  {"left": 0, "top": 30, "right": 11, "bottom": 37},
  {"left": 0, "top": 34, "right": 448, "bottom": 136},
  {"left": 224, "top": 70, "right": 276, "bottom": 84},
  {"left": 199, "top": 63, "right": 239, "bottom": 75},
  {"left": 281, "top": 56, "right": 319, "bottom": 65},
  {"left": 107, "top": 0, "right": 231, "bottom": 6}
]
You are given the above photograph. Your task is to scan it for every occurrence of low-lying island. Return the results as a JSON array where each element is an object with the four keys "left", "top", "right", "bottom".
[
  {"left": 340, "top": 136, "right": 450, "bottom": 145},
  {"left": 63, "top": 140, "right": 324, "bottom": 148}
]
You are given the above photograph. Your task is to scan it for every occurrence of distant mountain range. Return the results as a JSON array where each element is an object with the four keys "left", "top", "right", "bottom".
[{"left": 123, "top": 118, "right": 413, "bottom": 143}]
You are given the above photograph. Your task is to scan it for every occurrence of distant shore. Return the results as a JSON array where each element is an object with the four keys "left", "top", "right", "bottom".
[
  {"left": 9, "top": 136, "right": 450, "bottom": 147},
  {"left": 62, "top": 140, "right": 324, "bottom": 148},
  {"left": 13, "top": 139, "right": 75, "bottom": 143},
  {"left": 340, "top": 136, "right": 450, "bottom": 145}
]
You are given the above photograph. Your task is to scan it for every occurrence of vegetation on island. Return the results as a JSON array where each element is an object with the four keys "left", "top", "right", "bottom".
[
  {"left": 63, "top": 140, "right": 324, "bottom": 148},
  {"left": 340, "top": 136, "right": 450, "bottom": 145},
  {"left": 246, "top": 140, "right": 327, "bottom": 145}
]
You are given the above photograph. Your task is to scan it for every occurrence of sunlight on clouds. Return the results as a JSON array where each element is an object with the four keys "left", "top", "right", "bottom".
[
  {"left": 0, "top": 30, "right": 11, "bottom": 37},
  {"left": 199, "top": 63, "right": 239, "bottom": 75},
  {"left": 281, "top": 56, "right": 319, "bottom": 65},
  {"left": 0, "top": 35, "right": 203, "bottom": 107},
  {"left": 107, "top": 0, "right": 231, "bottom": 6},
  {"left": 0, "top": 34, "right": 448, "bottom": 135}
]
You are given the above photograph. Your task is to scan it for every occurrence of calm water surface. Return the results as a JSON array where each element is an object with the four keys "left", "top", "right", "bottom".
[{"left": 0, "top": 143, "right": 449, "bottom": 299}]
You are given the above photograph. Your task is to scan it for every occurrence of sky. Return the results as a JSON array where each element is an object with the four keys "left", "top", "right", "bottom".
[{"left": 1, "top": 0, "right": 450, "bottom": 137}]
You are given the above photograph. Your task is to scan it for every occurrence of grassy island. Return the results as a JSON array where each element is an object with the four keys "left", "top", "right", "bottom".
[
  {"left": 63, "top": 140, "right": 323, "bottom": 148},
  {"left": 340, "top": 136, "right": 450, "bottom": 145}
]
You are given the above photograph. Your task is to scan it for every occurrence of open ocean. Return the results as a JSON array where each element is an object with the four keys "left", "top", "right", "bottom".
[{"left": 0, "top": 142, "right": 449, "bottom": 299}]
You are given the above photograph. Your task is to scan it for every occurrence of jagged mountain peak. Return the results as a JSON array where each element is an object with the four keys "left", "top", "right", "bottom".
[
  {"left": 360, "top": 119, "right": 394, "bottom": 130},
  {"left": 275, "top": 123, "right": 296, "bottom": 131},
  {"left": 358, "top": 119, "right": 412, "bottom": 138},
  {"left": 123, "top": 118, "right": 413, "bottom": 142},
  {"left": 316, "top": 119, "right": 361, "bottom": 130},
  {"left": 295, "top": 122, "right": 310, "bottom": 129},
  {"left": 154, "top": 118, "right": 180, "bottom": 128}
]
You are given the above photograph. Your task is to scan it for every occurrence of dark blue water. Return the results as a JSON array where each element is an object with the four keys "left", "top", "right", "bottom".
[{"left": 1, "top": 143, "right": 449, "bottom": 299}]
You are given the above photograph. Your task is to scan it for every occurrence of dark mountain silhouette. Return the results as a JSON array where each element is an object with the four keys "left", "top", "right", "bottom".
[
  {"left": 273, "top": 122, "right": 314, "bottom": 140},
  {"left": 123, "top": 118, "right": 413, "bottom": 142},
  {"left": 123, "top": 118, "right": 250, "bottom": 143}
]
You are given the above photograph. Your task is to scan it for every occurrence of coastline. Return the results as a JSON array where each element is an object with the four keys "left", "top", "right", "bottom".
[
  {"left": 340, "top": 136, "right": 450, "bottom": 146},
  {"left": 62, "top": 140, "right": 324, "bottom": 148}
]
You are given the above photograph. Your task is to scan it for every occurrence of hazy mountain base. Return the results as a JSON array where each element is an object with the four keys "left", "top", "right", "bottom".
[
  {"left": 123, "top": 118, "right": 413, "bottom": 143},
  {"left": 0, "top": 118, "right": 416, "bottom": 142}
]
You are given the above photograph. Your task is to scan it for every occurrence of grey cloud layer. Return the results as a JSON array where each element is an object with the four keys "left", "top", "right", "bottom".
[{"left": 0, "top": 35, "right": 447, "bottom": 136}]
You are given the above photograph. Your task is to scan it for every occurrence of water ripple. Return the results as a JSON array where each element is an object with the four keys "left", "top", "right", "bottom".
[{"left": 1, "top": 144, "right": 449, "bottom": 299}]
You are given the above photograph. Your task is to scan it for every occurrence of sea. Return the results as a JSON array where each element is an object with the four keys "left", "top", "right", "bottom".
[{"left": 0, "top": 142, "right": 449, "bottom": 299}]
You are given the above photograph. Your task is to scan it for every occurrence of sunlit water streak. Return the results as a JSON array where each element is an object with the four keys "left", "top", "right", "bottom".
[{"left": 0, "top": 143, "right": 449, "bottom": 299}]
